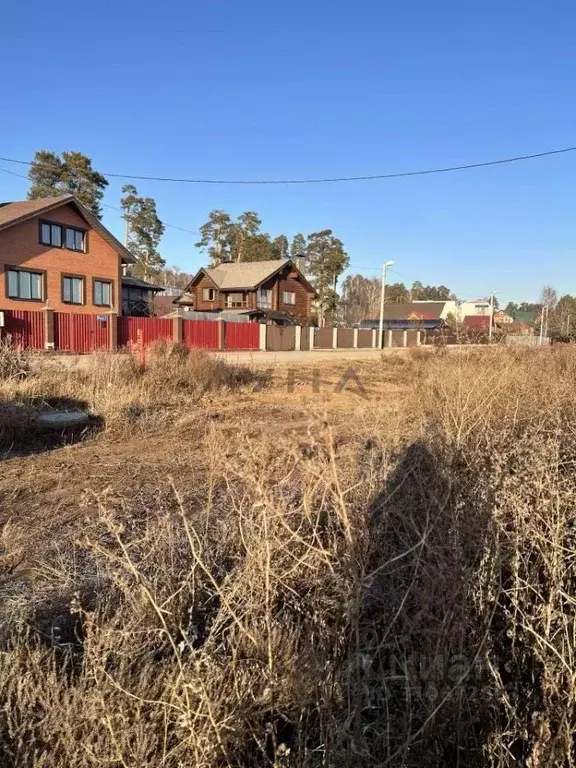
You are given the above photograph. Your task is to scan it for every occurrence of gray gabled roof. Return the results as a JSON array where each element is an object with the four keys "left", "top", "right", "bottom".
[
  {"left": 0, "top": 195, "right": 136, "bottom": 264},
  {"left": 205, "top": 259, "right": 289, "bottom": 289},
  {"left": 122, "top": 275, "right": 165, "bottom": 291}
]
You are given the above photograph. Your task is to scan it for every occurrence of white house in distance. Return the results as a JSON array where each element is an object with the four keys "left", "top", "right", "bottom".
[{"left": 412, "top": 299, "right": 491, "bottom": 322}]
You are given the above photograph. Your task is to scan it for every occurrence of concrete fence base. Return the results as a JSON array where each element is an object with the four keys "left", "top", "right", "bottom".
[{"left": 254, "top": 325, "right": 424, "bottom": 351}]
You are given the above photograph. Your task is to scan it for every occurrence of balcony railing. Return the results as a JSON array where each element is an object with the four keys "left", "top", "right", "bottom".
[
  {"left": 122, "top": 298, "right": 153, "bottom": 317},
  {"left": 256, "top": 300, "right": 272, "bottom": 309},
  {"left": 226, "top": 301, "right": 248, "bottom": 308}
]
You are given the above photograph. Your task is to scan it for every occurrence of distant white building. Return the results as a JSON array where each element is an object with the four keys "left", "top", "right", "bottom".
[{"left": 412, "top": 299, "right": 491, "bottom": 321}]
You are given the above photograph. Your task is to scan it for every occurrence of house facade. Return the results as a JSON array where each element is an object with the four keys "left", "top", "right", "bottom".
[
  {"left": 176, "top": 259, "right": 316, "bottom": 325},
  {"left": 493, "top": 310, "right": 514, "bottom": 324},
  {"left": 0, "top": 196, "right": 134, "bottom": 314},
  {"left": 411, "top": 299, "right": 492, "bottom": 321}
]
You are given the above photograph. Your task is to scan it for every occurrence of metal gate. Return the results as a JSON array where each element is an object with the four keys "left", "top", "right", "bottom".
[
  {"left": 224, "top": 322, "right": 260, "bottom": 350},
  {"left": 117, "top": 317, "right": 173, "bottom": 347},
  {"left": 266, "top": 326, "right": 295, "bottom": 351},
  {"left": 182, "top": 319, "right": 219, "bottom": 349},
  {"left": 54, "top": 313, "right": 109, "bottom": 353}
]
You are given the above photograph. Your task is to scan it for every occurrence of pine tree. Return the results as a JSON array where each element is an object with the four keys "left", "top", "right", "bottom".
[
  {"left": 195, "top": 210, "right": 235, "bottom": 265},
  {"left": 120, "top": 185, "right": 166, "bottom": 280},
  {"left": 241, "top": 234, "right": 276, "bottom": 262},
  {"left": 305, "top": 230, "right": 349, "bottom": 326},
  {"left": 272, "top": 235, "right": 289, "bottom": 260},
  {"left": 290, "top": 233, "right": 306, "bottom": 260},
  {"left": 28, "top": 150, "right": 108, "bottom": 218},
  {"left": 27, "top": 151, "right": 63, "bottom": 199},
  {"left": 197, "top": 210, "right": 283, "bottom": 264},
  {"left": 232, "top": 212, "right": 262, "bottom": 262}
]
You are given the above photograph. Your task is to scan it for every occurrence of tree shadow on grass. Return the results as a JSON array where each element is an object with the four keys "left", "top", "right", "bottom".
[{"left": 352, "top": 440, "right": 502, "bottom": 767}]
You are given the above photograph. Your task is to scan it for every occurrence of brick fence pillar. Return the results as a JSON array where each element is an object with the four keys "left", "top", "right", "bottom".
[
  {"left": 353, "top": 328, "right": 359, "bottom": 348},
  {"left": 309, "top": 326, "right": 315, "bottom": 350},
  {"left": 294, "top": 325, "right": 302, "bottom": 351},
  {"left": 108, "top": 312, "right": 118, "bottom": 351},
  {"left": 217, "top": 319, "right": 225, "bottom": 350},
  {"left": 372, "top": 329, "right": 377, "bottom": 348},
  {"left": 43, "top": 308, "right": 55, "bottom": 350},
  {"left": 172, "top": 316, "right": 183, "bottom": 345},
  {"left": 403, "top": 330, "right": 408, "bottom": 348},
  {"left": 259, "top": 323, "right": 267, "bottom": 351}
]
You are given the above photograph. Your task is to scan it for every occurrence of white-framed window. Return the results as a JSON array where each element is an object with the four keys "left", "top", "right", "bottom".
[
  {"left": 202, "top": 287, "right": 216, "bottom": 301},
  {"left": 475, "top": 305, "right": 488, "bottom": 315},
  {"left": 282, "top": 290, "right": 296, "bottom": 305},
  {"left": 94, "top": 279, "right": 112, "bottom": 307},
  {"left": 7, "top": 268, "right": 43, "bottom": 300},
  {"left": 62, "top": 275, "right": 84, "bottom": 305},
  {"left": 256, "top": 288, "right": 272, "bottom": 308},
  {"left": 226, "top": 292, "right": 246, "bottom": 308}
]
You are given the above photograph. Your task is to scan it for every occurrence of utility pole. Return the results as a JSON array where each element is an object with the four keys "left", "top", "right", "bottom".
[
  {"left": 122, "top": 218, "right": 129, "bottom": 277},
  {"left": 378, "top": 261, "right": 395, "bottom": 349}
]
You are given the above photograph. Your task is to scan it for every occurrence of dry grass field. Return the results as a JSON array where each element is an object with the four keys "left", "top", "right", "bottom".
[{"left": 1, "top": 342, "right": 575, "bottom": 767}]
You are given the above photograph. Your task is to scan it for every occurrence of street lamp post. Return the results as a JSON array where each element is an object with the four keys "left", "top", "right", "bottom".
[
  {"left": 537, "top": 304, "right": 551, "bottom": 344},
  {"left": 488, "top": 292, "right": 497, "bottom": 343},
  {"left": 378, "top": 261, "right": 395, "bottom": 349}
]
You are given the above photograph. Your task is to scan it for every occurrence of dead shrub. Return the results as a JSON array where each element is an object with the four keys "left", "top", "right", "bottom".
[
  {"left": 0, "top": 340, "right": 31, "bottom": 381},
  {"left": 0, "top": 345, "right": 265, "bottom": 440},
  {"left": 407, "top": 345, "right": 430, "bottom": 361}
]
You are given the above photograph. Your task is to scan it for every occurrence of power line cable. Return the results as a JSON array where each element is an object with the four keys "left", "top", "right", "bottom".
[
  {"left": 0, "top": 167, "right": 201, "bottom": 238},
  {"left": 347, "top": 265, "right": 416, "bottom": 283},
  {"left": 101, "top": 201, "right": 201, "bottom": 237},
  {"left": 0, "top": 166, "right": 29, "bottom": 180},
  {"left": 388, "top": 267, "right": 418, "bottom": 282},
  {"left": 1, "top": 144, "right": 575, "bottom": 185}
]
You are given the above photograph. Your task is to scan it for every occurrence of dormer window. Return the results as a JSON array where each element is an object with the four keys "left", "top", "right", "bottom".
[
  {"left": 40, "top": 222, "right": 62, "bottom": 247},
  {"left": 65, "top": 227, "right": 85, "bottom": 252},
  {"left": 40, "top": 221, "right": 86, "bottom": 252}
]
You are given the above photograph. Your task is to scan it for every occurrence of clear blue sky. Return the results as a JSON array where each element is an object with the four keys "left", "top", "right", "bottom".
[{"left": 1, "top": 0, "right": 575, "bottom": 303}]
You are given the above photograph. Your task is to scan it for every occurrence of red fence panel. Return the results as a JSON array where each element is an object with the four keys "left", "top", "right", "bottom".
[
  {"left": 54, "top": 313, "right": 109, "bottom": 353},
  {"left": 182, "top": 319, "right": 219, "bottom": 349},
  {"left": 3, "top": 310, "right": 45, "bottom": 349},
  {"left": 117, "top": 317, "right": 173, "bottom": 347},
  {"left": 224, "top": 322, "right": 260, "bottom": 350}
]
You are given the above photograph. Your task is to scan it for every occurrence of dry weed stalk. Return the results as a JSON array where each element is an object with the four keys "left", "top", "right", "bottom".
[{"left": 0, "top": 345, "right": 576, "bottom": 765}]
